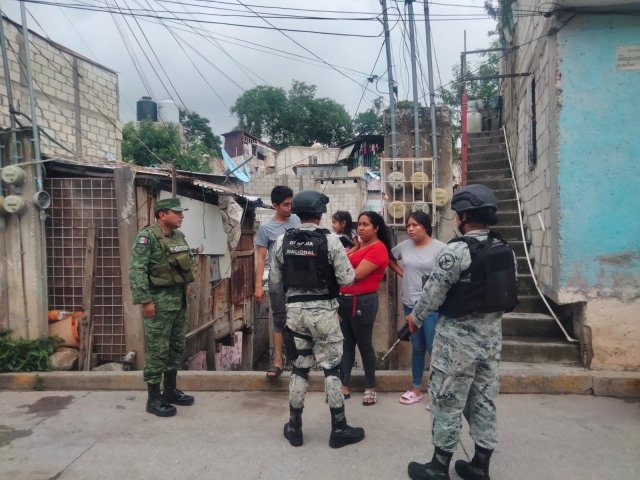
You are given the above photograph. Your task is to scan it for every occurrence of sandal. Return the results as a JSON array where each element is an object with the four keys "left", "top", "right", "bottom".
[
  {"left": 362, "top": 391, "right": 377, "bottom": 406},
  {"left": 266, "top": 366, "right": 283, "bottom": 379},
  {"left": 399, "top": 390, "right": 424, "bottom": 405}
]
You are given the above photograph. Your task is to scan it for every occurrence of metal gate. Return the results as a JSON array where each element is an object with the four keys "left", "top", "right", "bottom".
[{"left": 45, "top": 178, "right": 125, "bottom": 361}]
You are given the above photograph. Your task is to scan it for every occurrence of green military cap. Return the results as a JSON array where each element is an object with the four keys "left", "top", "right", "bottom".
[{"left": 154, "top": 197, "right": 188, "bottom": 212}]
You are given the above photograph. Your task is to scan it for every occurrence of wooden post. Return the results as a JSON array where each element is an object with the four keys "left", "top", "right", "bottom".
[
  {"left": 79, "top": 224, "right": 99, "bottom": 371},
  {"left": 115, "top": 168, "right": 145, "bottom": 370}
]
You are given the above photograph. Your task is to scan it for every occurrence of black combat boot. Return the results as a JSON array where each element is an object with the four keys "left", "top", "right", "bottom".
[
  {"left": 283, "top": 405, "right": 304, "bottom": 447},
  {"left": 455, "top": 444, "right": 493, "bottom": 480},
  {"left": 329, "top": 406, "right": 365, "bottom": 449},
  {"left": 407, "top": 447, "right": 453, "bottom": 480},
  {"left": 163, "top": 370, "right": 194, "bottom": 406},
  {"left": 146, "top": 383, "right": 177, "bottom": 417}
]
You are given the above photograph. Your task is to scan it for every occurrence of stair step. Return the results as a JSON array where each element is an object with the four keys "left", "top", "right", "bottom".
[
  {"left": 468, "top": 137, "right": 505, "bottom": 148},
  {"left": 468, "top": 151, "right": 509, "bottom": 162},
  {"left": 498, "top": 199, "right": 518, "bottom": 211},
  {"left": 467, "top": 159, "right": 510, "bottom": 171},
  {"left": 502, "top": 312, "right": 564, "bottom": 338},
  {"left": 491, "top": 225, "right": 522, "bottom": 241},
  {"left": 517, "top": 274, "right": 536, "bottom": 295},
  {"left": 467, "top": 168, "right": 512, "bottom": 182},
  {"left": 494, "top": 188, "right": 516, "bottom": 201},
  {"left": 468, "top": 131, "right": 504, "bottom": 139},
  {"left": 467, "top": 144, "right": 506, "bottom": 154},
  {"left": 468, "top": 178, "right": 513, "bottom": 191},
  {"left": 502, "top": 336, "right": 581, "bottom": 364},
  {"left": 516, "top": 256, "right": 531, "bottom": 270},
  {"left": 496, "top": 210, "right": 520, "bottom": 225},
  {"left": 514, "top": 295, "right": 546, "bottom": 313}
]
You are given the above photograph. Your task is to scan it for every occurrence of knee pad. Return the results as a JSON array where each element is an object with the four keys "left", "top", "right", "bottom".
[
  {"left": 323, "top": 364, "right": 342, "bottom": 381},
  {"left": 291, "top": 366, "right": 310, "bottom": 381}
]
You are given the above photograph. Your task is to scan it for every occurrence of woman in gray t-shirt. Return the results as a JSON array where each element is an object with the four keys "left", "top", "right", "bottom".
[{"left": 389, "top": 212, "right": 445, "bottom": 406}]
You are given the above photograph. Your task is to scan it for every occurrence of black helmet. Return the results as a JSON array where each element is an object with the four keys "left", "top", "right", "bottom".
[
  {"left": 451, "top": 184, "right": 498, "bottom": 213},
  {"left": 291, "top": 189, "right": 329, "bottom": 215}
]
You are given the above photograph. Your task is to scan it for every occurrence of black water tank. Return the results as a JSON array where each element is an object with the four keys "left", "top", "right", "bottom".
[{"left": 137, "top": 96, "right": 157, "bottom": 122}]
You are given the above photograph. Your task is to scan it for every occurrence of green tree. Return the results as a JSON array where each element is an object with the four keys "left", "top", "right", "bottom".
[
  {"left": 439, "top": 38, "right": 500, "bottom": 160},
  {"left": 231, "top": 80, "right": 353, "bottom": 150},
  {"left": 179, "top": 110, "right": 222, "bottom": 156},
  {"left": 353, "top": 97, "right": 384, "bottom": 136},
  {"left": 395, "top": 99, "right": 424, "bottom": 109},
  {"left": 122, "top": 118, "right": 211, "bottom": 173}
]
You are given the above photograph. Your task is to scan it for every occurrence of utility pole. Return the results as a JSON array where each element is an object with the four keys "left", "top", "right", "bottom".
[
  {"left": 20, "top": 1, "right": 42, "bottom": 182},
  {"left": 380, "top": 0, "right": 397, "bottom": 158},
  {"left": 19, "top": 3, "right": 48, "bottom": 338},
  {"left": 422, "top": 0, "right": 439, "bottom": 185},
  {"left": 0, "top": 10, "right": 21, "bottom": 166},
  {"left": 406, "top": 0, "right": 420, "bottom": 158}
]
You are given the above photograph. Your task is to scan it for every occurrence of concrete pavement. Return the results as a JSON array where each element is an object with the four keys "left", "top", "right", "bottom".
[{"left": 0, "top": 391, "right": 639, "bottom": 480}]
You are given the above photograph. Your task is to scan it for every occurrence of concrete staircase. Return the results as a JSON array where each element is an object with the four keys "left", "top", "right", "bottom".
[{"left": 466, "top": 130, "right": 581, "bottom": 365}]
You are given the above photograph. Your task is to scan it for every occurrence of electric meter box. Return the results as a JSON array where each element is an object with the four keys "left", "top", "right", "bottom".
[
  {"left": 1, "top": 166, "right": 27, "bottom": 186},
  {"left": 3, "top": 195, "right": 27, "bottom": 215}
]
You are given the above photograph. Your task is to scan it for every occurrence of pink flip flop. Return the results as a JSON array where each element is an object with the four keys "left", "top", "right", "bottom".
[{"left": 399, "top": 390, "right": 424, "bottom": 405}]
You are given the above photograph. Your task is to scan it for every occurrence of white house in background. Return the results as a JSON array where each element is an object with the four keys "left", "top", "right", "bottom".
[{"left": 275, "top": 143, "right": 340, "bottom": 175}]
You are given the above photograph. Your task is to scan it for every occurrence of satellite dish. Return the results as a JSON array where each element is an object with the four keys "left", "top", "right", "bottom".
[{"left": 222, "top": 148, "right": 250, "bottom": 183}]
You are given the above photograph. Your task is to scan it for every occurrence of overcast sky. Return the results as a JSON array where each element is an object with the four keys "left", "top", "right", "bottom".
[{"left": 3, "top": 0, "right": 496, "bottom": 137}]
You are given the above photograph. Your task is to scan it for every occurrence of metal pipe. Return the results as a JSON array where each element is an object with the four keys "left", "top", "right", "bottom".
[
  {"left": 19, "top": 1, "right": 43, "bottom": 189},
  {"left": 380, "top": 0, "right": 398, "bottom": 158},
  {"left": 465, "top": 73, "right": 531, "bottom": 81},
  {"left": 464, "top": 47, "right": 510, "bottom": 54},
  {"left": 422, "top": 1, "right": 439, "bottom": 184},
  {"left": 39, "top": 211, "right": 47, "bottom": 337},
  {"left": 0, "top": 9, "right": 21, "bottom": 165},
  {"left": 18, "top": 217, "right": 30, "bottom": 340},
  {"left": 461, "top": 93, "right": 468, "bottom": 186},
  {"left": 406, "top": 0, "right": 420, "bottom": 159}
]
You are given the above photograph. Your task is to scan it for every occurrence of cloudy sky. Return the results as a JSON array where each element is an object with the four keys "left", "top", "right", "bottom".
[{"left": 3, "top": 0, "right": 497, "bottom": 137}]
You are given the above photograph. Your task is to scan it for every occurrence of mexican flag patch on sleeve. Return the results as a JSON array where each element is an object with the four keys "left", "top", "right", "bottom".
[{"left": 139, "top": 237, "right": 148, "bottom": 244}]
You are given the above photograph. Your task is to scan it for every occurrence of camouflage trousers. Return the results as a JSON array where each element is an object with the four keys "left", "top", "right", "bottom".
[
  {"left": 428, "top": 318, "right": 501, "bottom": 452},
  {"left": 287, "top": 301, "right": 344, "bottom": 410},
  {"left": 143, "top": 307, "right": 188, "bottom": 384}
]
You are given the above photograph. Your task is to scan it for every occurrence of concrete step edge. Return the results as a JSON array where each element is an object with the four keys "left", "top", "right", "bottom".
[{"left": 1, "top": 369, "right": 638, "bottom": 397}]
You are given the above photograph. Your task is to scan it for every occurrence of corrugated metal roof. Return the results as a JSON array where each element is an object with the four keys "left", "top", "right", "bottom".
[{"left": 48, "top": 155, "right": 261, "bottom": 203}]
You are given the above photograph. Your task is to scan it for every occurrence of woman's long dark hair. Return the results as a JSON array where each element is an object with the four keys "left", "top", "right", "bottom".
[
  {"left": 407, "top": 211, "right": 433, "bottom": 237},
  {"left": 359, "top": 211, "right": 392, "bottom": 255},
  {"left": 332, "top": 211, "right": 355, "bottom": 237}
]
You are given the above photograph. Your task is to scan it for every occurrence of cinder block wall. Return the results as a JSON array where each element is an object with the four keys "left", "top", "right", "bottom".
[
  {"left": 502, "top": 3, "right": 556, "bottom": 294},
  {"left": 0, "top": 18, "right": 121, "bottom": 160}
]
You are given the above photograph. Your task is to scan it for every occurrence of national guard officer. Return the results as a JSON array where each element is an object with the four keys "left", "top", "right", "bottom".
[
  {"left": 270, "top": 189, "right": 364, "bottom": 449},
  {"left": 129, "top": 197, "right": 196, "bottom": 417},
  {"left": 406, "top": 184, "right": 518, "bottom": 480}
]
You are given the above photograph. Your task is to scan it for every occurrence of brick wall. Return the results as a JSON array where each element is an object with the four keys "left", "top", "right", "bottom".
[
  {"left": 0, "top": 18, "right": 121, "bottom": 160},
  {"left": 502, "top": 2, "right": 557, "bottom": 293}
]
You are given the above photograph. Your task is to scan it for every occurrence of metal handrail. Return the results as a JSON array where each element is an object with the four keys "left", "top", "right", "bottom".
[{"left": 502, "top": 125, "right": 579, "bottom": 344}]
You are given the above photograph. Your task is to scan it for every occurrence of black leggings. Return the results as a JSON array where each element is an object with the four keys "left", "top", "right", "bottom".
[{"left": 338, "top": 292, "right": 378, "bottom": 389}]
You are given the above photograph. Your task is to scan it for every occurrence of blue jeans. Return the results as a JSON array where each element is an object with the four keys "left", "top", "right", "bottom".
[{"left": 404, "top": 304, "right": 439, "bottom": 389}]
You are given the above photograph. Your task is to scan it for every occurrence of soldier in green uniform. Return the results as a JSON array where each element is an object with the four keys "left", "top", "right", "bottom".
[{"left": 129, "top": 197, "right": 196, "bottom": 417}]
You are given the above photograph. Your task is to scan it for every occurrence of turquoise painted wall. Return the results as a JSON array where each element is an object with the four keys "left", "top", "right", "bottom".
[{"left": 557, "top": 15, "right": 640, "bottom": 293}]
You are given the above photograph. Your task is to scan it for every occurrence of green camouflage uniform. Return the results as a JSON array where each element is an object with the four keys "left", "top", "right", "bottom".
[
  {"left": 129, "top": 218, "right": 194, "bottom": 385},
  {"left": 411, "top": 229, "right": 517, "bottom": 452},
  {"left": 270, "top": 224, "right": 355, "bottom": 409}
]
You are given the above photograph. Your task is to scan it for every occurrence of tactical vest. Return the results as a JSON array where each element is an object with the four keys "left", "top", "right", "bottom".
[
  {"left": 147, "top": 224, "right": 195, "bottom": 287},
  {"left": 282, "top": 228, "right": 339, "bottom": 302},
  {"left": 439, "top": 232, "right": 518, "bottom": 318}
]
